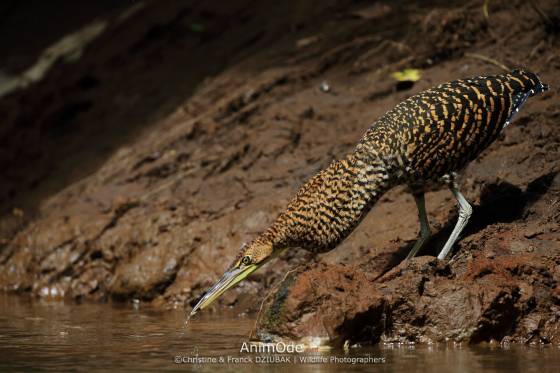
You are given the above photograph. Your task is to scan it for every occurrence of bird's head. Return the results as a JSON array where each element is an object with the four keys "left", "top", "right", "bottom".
[
  {"left": 190, "top": 238, "right": 277, "bottom": 315},
  {"left": 510, "top": 68, "right": 549, "bottom": 95}
]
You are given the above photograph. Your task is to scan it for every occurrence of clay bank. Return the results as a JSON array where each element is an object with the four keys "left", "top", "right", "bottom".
[{"left": 0, "top": 0, "right": 559, "bottom": 348}]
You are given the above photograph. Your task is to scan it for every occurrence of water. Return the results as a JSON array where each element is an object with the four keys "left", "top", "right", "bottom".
[{"left": 1, "top": 294, "right": 559, "bottom": 372}]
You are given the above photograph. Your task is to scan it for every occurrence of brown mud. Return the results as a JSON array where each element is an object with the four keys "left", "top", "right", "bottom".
[{"left": 0, "top": 0, "right": 559, "bottom": 345}]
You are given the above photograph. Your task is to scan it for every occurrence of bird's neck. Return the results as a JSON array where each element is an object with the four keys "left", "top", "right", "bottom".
[{"left": 262, "top": 148, "right": 394, "bottom": 252}]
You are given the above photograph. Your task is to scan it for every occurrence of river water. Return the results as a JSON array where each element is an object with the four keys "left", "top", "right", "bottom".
[{"left": 1, "top": 294, "right": 559, "bottom": 372}]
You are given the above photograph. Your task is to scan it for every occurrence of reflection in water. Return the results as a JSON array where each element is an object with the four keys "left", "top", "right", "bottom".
[{"left": 0, "top": 294, "right": 559, "bottom": 372}]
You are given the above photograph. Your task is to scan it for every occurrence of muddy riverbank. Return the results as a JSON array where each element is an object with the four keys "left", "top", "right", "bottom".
[{"left": 1, "top": 0, "right": 559, "bottom": 345}]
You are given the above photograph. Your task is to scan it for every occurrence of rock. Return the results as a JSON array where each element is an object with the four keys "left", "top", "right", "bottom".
[
  {"left": 109, "top": 245, "right": 181, "bottom": 300},
  {"left": 256, "top": 262, "right": 386, "bottom": 346},
  {"left": 255, "top": 245, "right": 560, "bottom": 345}
]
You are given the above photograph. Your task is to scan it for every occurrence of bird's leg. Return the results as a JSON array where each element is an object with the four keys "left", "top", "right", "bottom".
[
  {"left": 438, "top": 181, "right": 472, "bottom": 260},
  {"left": 406, "top": 193, "right": 431, "bottom": 260}
]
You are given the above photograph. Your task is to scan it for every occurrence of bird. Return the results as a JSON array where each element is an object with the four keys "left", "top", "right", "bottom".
[{"left": 190, "top": 68, "right": 549, "bottom": 315}]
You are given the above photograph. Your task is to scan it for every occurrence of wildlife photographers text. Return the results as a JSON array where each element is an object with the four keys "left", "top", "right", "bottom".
[{"left": 173, "top": 352, "right": 387, "bottom": 366}]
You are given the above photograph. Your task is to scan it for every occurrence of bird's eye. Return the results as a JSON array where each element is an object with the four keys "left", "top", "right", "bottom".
[{"left": 241, "top": 256, "right": 252, "bottom": 266}]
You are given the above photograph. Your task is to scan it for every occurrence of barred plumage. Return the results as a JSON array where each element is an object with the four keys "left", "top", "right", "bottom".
[
  {"left": 191, "top": 69, "right": 549, "bottom": 315},
  {"left": 257, "top": 69, "right": 548, "bottom": 255}
]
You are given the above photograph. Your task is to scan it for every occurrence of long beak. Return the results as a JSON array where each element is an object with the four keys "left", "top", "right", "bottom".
[{"left": 190, "top": 264, "right": 258, "bottom": 316}]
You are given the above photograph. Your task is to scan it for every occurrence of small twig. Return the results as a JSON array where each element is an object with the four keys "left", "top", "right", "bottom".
[
  {"left": 528, "top": 0, "right": 554, "bottom": 28},
  {"left": 353, "top": 40, "right": 390, "bottom": 69},
  {"left": 482, "top": 0, "right": 490, "bottom": 22},
  {"left": 465, "top": 52, "right": 510, "bottom": 72},
  {"left": 529, "top": 40, "right": 546, "bottom": 59},
  {"left": 371, "top": 55, "right": 415, "bottom": 78}
]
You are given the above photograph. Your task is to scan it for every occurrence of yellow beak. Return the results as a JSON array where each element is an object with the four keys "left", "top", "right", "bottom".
[{"left": 190, "top": 264, "right": 258, "bottom": 316}]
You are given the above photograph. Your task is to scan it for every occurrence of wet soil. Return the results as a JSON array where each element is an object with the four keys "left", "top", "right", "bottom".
[{"left": 0, "top": 0, "right": 559, "bottom": 345}]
